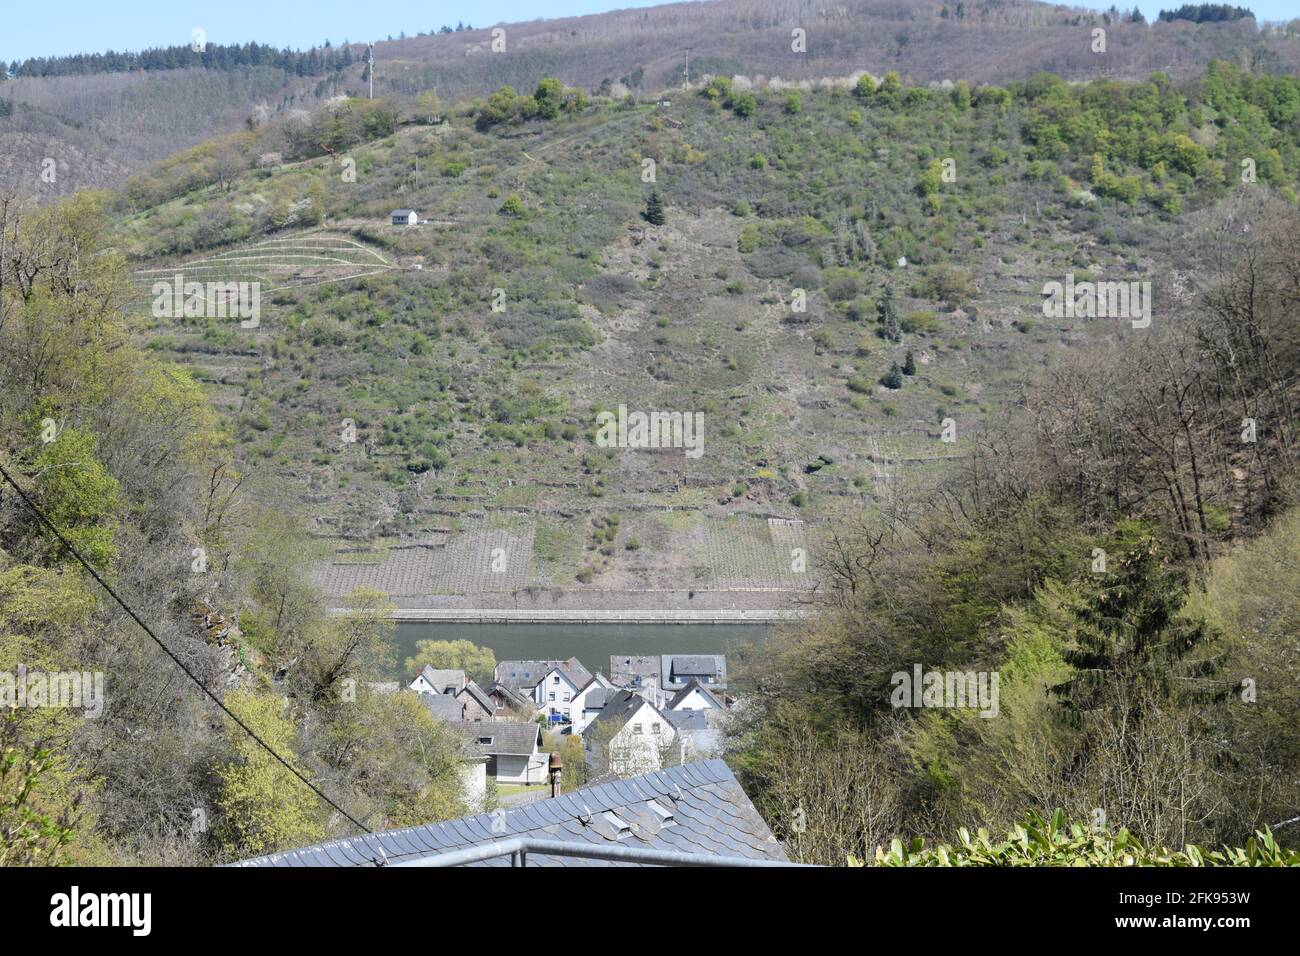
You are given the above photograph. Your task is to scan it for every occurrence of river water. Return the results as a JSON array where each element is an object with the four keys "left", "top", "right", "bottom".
[{"left": 390, "top": 622, "right": 773, "bottom": 681}]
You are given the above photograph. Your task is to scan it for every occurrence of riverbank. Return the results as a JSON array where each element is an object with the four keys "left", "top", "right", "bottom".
[{"left": 341, "top": 607, "right": 810, "bottom": 623}]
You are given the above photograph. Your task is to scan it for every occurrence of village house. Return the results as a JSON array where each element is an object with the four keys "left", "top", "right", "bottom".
[
  {"left": 584, "top": 689, "right": 677, "bottom": 777},
  {"left": 456, "top": 680, "right": 495, "bottom": 721},
  {"left": 390, "top": 208, "right": 419, "bottom": 225},
  {"left": 459, "top": 721, "right": 549, "bottom": 786},
  {"left": 570, "top": 674, "right": 615, "bottom": 736},
  {"left": 661, "top": 655, "right": 726, "bottom": 692},
  {"left": 410, "top": 666, "right": 466, "bottom": 697},
  {"left": 495, "top": 658, "right": 592, "bottom": 703},
  {"left": 487, "top": 681, "right": 536, "bottom": 717}
]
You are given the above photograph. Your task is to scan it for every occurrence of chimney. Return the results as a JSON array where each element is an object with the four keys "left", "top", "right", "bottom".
[{"left": 548, "top": 751, "right": 563, "bottom": 798}]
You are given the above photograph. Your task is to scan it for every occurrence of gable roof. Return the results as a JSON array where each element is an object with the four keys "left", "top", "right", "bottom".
[
  {"left": 587, "top": 689, "right": 671, "bottom": 736},
  {"left": 667, "top": 679, "right": 723, "bottom": 711},
  {"left": 391, "top": 208, "right": 417, "bottom": 216},
  {"left": 496, "top": 658, "right": 591, "bottom": 693},
  {"left": 609, "top": 655, "right": 659, "bottom": 686},
  {"left": 230, "top": 759, "right": 789, "bottom": 867},
  {"left": 414, "top": 666, "right": 465, "bottom": 693},
  {"left": 420, "top": 694, "right": 465, "bottom": 723},
  {"left": 457, "top": 721, "right": 541, "bottom": 756},
  {"left": 487, "top": 681, "right": 535, "bottom": 711},
  {"left": 458, "top": 680, "right": 494, "bottom": 713},
  {"left": 663, "top": 655, "right": 724, "bottom": 680}
]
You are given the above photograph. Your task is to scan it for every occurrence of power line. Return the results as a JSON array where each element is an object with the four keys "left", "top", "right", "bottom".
[{"left": 0, "top": 460, "right": 372, "bottom": 835}]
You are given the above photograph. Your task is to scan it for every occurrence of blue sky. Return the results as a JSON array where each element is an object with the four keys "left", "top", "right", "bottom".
[{"left": 1, "top": 1, "right": 1295, "bottom": 65}]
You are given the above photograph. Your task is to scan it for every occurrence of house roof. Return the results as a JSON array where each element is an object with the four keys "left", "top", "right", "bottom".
[
  {"left": 583, "top": 688, "right": 608, "bottom": 712},
  {"left": 587, "top": 689, "right": 670, "bottom": 736},
  {"left": 667, "top": 679, "right": 723, "bottom": 711},
  {"left": 496, "top": 658, "right": 591, "bottom": 693},
  {"left": 660, "top": 656, "right": 726, "bottom": 690},
  {"left": 609, "top": 655, "right": 659, "bottom": 686},
  {"left": 488, "top": 681, "right": 535, "bottom": 710},
  {"left": 415, "top": 666, "right": 465, "bottom": 692},
  {"left": 230, "top": 759, "right": 789, "bottom": 867},
  {"left": 391, "top": 208, "right": 417, "bottom": 216},
  {"left": 457, "top": 721, "right": 541, "bottom": 757},
  {"left": 420, "top": 694, "right": 464, "bottom": 723},
  {"left": 458, "top": 680, "right": 494, "bottom": 713},
  {"left": 663, "top": 655, "right": 724, "bottom": 680}
]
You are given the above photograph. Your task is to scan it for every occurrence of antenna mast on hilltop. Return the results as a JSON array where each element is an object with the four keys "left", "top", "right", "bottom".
[{"left": 367, "top": 43, "right": 375, "bottom": 99}]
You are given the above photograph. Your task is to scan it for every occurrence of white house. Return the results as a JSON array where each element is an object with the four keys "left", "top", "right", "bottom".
[
  {"left": 570, "top": 674, "right": 615, "bottom": 736},
  {"left": 459, "top": 722, "right": 548, "bottom": 786},
  {"left": 585, "top": 690, "right": 677, "bottom": 778},
  {"left": 410, "top": 666, "right": 466, "bottom": 697},
  {"left": 390, "top": 208, "right": 419, "bottom": 226},
  {"left": 536, "top": 664, "right": 587, "bottom": 726},
  {"left": 666, "top": 678, "right": 723, "bottom": 713}
]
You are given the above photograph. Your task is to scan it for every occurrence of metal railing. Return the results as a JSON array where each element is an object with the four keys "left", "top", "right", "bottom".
[{"left": 387, "top": 836, "right": 804, "bottom": 867}]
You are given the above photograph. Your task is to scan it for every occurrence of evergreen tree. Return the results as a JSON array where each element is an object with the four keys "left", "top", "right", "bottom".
[
  {"left": 1051, "top": 535, "right": 1227, "bottom": 719},
  {"left": 881, "top": 362, "right": 903, "bottom": 389},
  {"left": 644, "top": 190, "right": 666, "bottom": 226},
  {"left": 877, "top": 285, "right": 900, "bottom": 342},
  {"left": 903, "top": 350, "right": 917, "bottom": 375}
]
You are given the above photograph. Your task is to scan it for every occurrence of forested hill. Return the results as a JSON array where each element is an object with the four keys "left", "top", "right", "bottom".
[
  {"left": 3, "top": 41, "right": 1300, "bottom": 864},
  {"left": 4, "top": 0, "right": 1300, "bottom": 197}
]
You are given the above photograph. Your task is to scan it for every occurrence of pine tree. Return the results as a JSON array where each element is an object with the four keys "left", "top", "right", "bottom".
[
  {"left": 903, "top": 350, "right": 917, "bottom": 375},
  {"left": 877, "top": 285, "right": 900, "bottom": 342},
  {"left": 1051, "top": 535, "right": 1227, "bottom": 720},
  {"left": 881, "top": 362, "right": 903, "bottom": 389},
  {"left": 644, "top": 190, "right": 666, "bottom": 226}
]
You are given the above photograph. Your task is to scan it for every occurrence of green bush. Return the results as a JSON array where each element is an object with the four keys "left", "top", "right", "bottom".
[{"left": 868, "top": 811, "right": 1300, "bottom": 867}]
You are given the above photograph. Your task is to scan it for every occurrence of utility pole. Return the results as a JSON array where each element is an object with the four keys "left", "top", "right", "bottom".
[{"left": 367, "top": 43, "right": 374, "bottom": 99}]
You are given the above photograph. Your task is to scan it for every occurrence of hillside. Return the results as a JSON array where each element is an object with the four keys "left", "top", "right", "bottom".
[
  {"left": 108, "top": 61, "right": 1300, "bottom": 613},
  {"left": 5, "top": 0, "right": 1300, "bottom": 197}
]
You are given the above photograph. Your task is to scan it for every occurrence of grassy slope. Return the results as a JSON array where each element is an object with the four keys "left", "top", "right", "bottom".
[{"left": 112, "top": 80, "right": 1283, "bottom": 607}]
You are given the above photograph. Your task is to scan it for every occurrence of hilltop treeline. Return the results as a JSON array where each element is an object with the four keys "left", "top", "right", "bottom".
[
  {"left": 1158, "top": 4, "right": 1255, "bottom": 24},
  {"left": 6, "top": 41, "right": 354, "bottom": 80}
]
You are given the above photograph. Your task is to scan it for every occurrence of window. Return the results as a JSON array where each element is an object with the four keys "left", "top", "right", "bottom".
[
  {"left": 633, "top": 723, "right": 643, "bottom": 734},
  {"left": 563, "top": 694, "right": 571, "bottom": 702},
  {"left": 477, "top": 737, "right": 493, "bottom": 745},
  {"left": 652, "top": 723, "right": 661, "bottom": 735},
  {"left": 549, "top": 692, "right": 556, "bottom": 701},
  {"left": 552, "top": 676, "right": 560, "bottom": 684}
]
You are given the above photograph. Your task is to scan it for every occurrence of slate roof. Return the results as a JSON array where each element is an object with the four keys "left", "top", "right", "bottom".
[
  {"left": 231, "top": 759, "right": 789, "bottom": 867},
  {"left": 496, "top": 658, "right": 591, "bottom": 693},
  {"left": 457, "top": 721, "right": 541, "bottom": 757},
  {"left": 609, "top": 655, "right": 659, "bottom": 687},
  {"left": 420, "top": 694, "right": 465, "bottom": 722},
  {"left": 458, "top": 680, "right": 494, "bottom": 714},
  {"left": 587, "top": 689, "right": 670, "bottom": 736},
  {"left": 662, "top": 654, "right": 726, "bottom": 689},
  {"left": 667, "top": 679, "right": 723, "bottom": 711},
  {"left": 415, "top": 666, "right": 465, "bottom": 694},
  {"left": 488, "top": 681, "right": 535, "bottom": 711}
]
